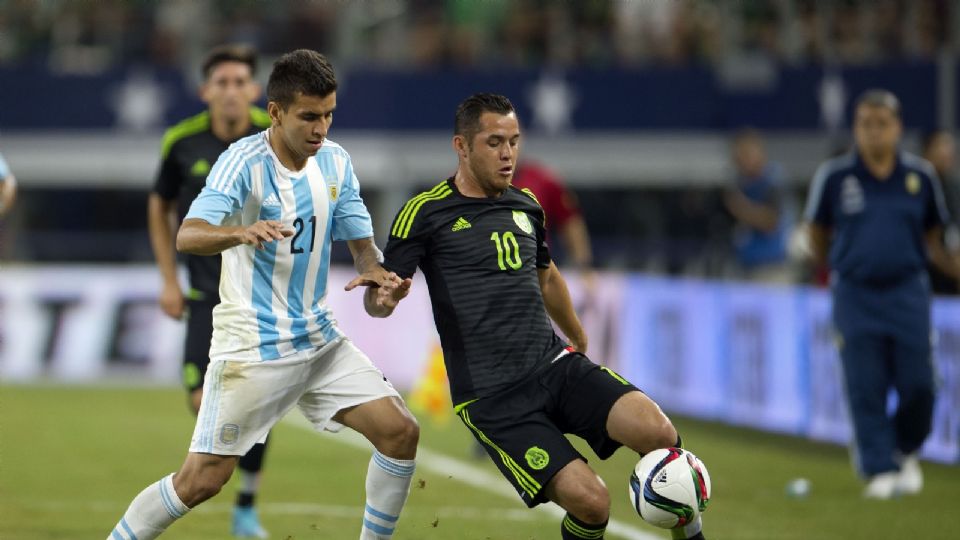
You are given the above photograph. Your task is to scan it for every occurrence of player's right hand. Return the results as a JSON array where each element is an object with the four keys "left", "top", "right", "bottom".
[
  {"left": 159, "top": 281, "right": 185, "bottom": 319},
  {"left": 377, "top": 276, "right": 412, "bottom": 309},
  {"left": 240, "top": 220, "right": 294, "bottom": 250}
]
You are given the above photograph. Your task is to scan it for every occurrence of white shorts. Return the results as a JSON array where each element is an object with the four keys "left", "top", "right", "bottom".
[{"left": 189, "top": 337, "right": 400, "bottom": 456}]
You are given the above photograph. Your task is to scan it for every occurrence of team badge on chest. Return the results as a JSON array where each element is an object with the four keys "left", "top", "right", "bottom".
[
  {"left": 512, "top": 210, "right": 533, "bottom": 234},
  {"left": 905, "top": 172, "right": 920, "bottom": 195}
]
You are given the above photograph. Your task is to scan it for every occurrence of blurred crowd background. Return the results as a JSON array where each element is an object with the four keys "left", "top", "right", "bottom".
[
  {"left": 1, "top": 0, "right": 955, "bottom": 70},
  {"left": 2, "top": 0, "right": 960, "bottom": 286}
]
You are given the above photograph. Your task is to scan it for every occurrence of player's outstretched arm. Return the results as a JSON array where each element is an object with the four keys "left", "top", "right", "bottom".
[
  {"left": 805, "top": 222, "right": 831, "bottom": 267},
  {"left": 344, "top": 238, "right": 412, "bottom": 318},
  {"left": 148, "top": 193, "right": 185, "bottom": 319},
  {"left": 176, "top": 217, "right": 292, "bottom": 255},
  {"left": 538, "top": 261, "right": 588, "bottom": 353},
  {"left": 925, "top": 226, "right": 960, "bottom": 284}
]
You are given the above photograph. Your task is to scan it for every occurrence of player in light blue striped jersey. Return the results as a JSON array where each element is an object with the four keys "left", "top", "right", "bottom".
[{"left": 108, "top": 49, "right": 419, "bottom": 540}]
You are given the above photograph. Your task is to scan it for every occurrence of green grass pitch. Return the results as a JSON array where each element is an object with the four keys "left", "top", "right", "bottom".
[{"left": 1, "top": 385, "right": 958, "bottom": 539}]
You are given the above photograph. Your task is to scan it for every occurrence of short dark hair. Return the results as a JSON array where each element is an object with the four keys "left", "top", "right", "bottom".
[
  {"left": 202, "top": 44, "right": 257, "bottom": 80},
  {"left": 855, "top": 89, "right": 901, "bottom": 118},
  {"left": 454, "top": 93, "right": 515, "bottom": 142},
  {"left": 266, "top": 49, "right": 338, "bottom": 109}
]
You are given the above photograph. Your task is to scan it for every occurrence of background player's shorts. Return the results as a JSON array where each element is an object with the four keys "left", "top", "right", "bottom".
[
  {"left": 457, "top": 352, "right": 638, "bottom": 507},
  {"left": 182, "top": 298, "right": 217, "bottom": 392},
  {"left": 189, "top": 337, "right": 400, "bottom": 456}
]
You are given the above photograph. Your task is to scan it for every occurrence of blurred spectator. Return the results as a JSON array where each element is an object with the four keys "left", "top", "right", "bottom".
[
  {"left": 2, "top": 1, "right": 957, "bottom": 70},
  {"left": 723, "top": 129, "right": 792, "bottom": 281},
  {"left": 922, "top": 130, "right": 960, "bottom": 295},
  {"left": 511, "top": 161, "right": 593, "bottom": 275},
  {"left": 0, "top": 150, "right": 16, "bottom": 217}
]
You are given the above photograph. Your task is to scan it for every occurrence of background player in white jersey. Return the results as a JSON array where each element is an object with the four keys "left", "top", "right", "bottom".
[{"left": 107, "top": 49, "right": 419, "bottom": 540}]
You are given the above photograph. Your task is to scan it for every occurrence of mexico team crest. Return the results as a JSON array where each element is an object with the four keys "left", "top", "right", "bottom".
[
  {"left": 525, "top": 446, "right": 550, "bottom": 470},
  {"left": 905, "top": 172, "right": 920, "bottom": 195},
  {"left": 512, "top": 210, "right": 533, "bottom": 234}
]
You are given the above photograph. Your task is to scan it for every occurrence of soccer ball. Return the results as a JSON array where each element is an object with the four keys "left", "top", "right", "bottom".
[{"left": 628, "top": 447, "right": 711, "bottom": 529}]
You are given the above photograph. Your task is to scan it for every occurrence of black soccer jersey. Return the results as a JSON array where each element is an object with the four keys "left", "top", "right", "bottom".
[
  {"left": 153, "top": 108, "right": 271, "bottom": 299},
  {"left": 383, "top": 178, "right": 568, "bottom": 405}
]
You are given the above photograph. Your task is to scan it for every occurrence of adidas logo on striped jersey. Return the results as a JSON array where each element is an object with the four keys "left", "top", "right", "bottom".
[
  {"left": 451, "top": 217, "right": 472, "bottom": 231},
  {"left": 262, "top": 193, "right": 281, "bottom": 207}
]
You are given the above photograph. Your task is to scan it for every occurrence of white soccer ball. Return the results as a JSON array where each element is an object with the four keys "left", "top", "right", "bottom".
[{"left": 628, "top": 447, "right": 711, "bottom": 529}]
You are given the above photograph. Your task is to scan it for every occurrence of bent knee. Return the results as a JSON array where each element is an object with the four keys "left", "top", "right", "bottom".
[
  {"left": 636, "top": 417, "right": 678, "bottom": 454},
  {"left": 379, "top": 415, "right": 420, "bottom": 457},
  {"left": 655, "top": 418, "right": 679, "bottom": 449},
  {"left": 571, "top": 484, "right": 610, "bottom": 524},
  {"left": 178, "top": 470, "right": 230, "bottom": 506},
  {"left": 194, "top": 476, "right": 226, "bottom": 501},
  {"left": 394, "top": 416, "right": 420, "bottom": 449}
]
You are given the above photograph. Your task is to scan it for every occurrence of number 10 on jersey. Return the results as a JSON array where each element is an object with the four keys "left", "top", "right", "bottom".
[{"left": 490, "top": 231, "right": 522, "bottom": 270}]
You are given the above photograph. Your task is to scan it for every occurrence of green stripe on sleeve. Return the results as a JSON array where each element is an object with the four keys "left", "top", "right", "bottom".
[
  {"left": 250, "top": 107, "right": 271, "bottom": 128},
  {"left": 160, "top": 112, "right": 210, "bottom": 158},
  {"left": 391, "top": 181, "right": 452, "bottom": 238}
]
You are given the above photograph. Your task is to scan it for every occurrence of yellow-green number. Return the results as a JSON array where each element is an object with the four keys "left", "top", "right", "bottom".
[{"left": 490, "top": 231, "right": 522, "bottom": 270}]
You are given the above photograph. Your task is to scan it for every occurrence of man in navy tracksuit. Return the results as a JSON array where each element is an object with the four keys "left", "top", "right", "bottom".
[{"left": 804, "top": 90, "right": 958, "bottom": 499}]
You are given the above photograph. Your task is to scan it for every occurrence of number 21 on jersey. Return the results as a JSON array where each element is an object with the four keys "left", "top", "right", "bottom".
[{"left": 490, "top": 231, "right": 522, "bottom": 270}]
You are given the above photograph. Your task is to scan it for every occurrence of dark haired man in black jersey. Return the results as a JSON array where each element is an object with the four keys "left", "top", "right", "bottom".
[
  {"left": 353, "top": 93, "right": 707, "bottom": 540},
  {"left": 147, "top": 44, "right": 271, "bottom": 538}
]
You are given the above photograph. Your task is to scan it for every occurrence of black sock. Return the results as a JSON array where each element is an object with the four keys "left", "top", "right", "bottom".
[
  {"left": 238, "top": 436, "right": 269, "bottom": 473},
  {"left": 236, "top": 436, "right": 270, "bottom": 508},
  {"left": 561, "top": 512, "right": 607, "bottom": 539}
]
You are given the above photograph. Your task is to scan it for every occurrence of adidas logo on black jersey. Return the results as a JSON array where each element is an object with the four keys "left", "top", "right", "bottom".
[{"left": 451, "top": 217, "right": 472, "bottom": 231}]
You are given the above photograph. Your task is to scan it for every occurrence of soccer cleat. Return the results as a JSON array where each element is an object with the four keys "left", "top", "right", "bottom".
[
  {"left": 232, "top": 506, "right": 269, "bottom": 538},
  {"left": 863, "top": 471, "right": 899, "bottom": 499},
  {"left": 897, "top": 454, "right": 923, "bottom": 495}
]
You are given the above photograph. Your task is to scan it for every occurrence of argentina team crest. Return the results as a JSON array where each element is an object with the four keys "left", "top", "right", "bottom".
[
  {"left": 219, "top": 424, "right": 240, "bottom": 445},
  {"left": 905, "top": 172, "right": 920, "bottom": 195},
  {"left": 329, "top": 183, "right": 338, "bottom": 201},
  {"left": 512, "top": 210, "right": 533, "bottom": 234}
]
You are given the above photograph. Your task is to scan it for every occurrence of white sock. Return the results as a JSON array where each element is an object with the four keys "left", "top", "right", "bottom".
[
  {"left": 360, "top": 450, "right": 415, "bottom": 539},
  {"left": 238, "top": 469, "right": 260, "bottom": 497},
  {"left": 670, "top": 515, "right": 703, "bottom": 539},
  {"left": 107, "top": 473, "right": 190, "bottom": 540}
]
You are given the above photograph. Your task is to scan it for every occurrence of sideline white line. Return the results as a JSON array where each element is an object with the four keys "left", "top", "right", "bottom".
[{"left": 281, "top": 413, "right": 662, "bottom": 540}]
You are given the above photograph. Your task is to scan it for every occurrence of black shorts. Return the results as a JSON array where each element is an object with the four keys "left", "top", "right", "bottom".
[
  {"left": 456, "top": 352, "right": 639, "bottom": 508},
  {"left": 182, "top": 298, "right": 216, "bottom": 392}
]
